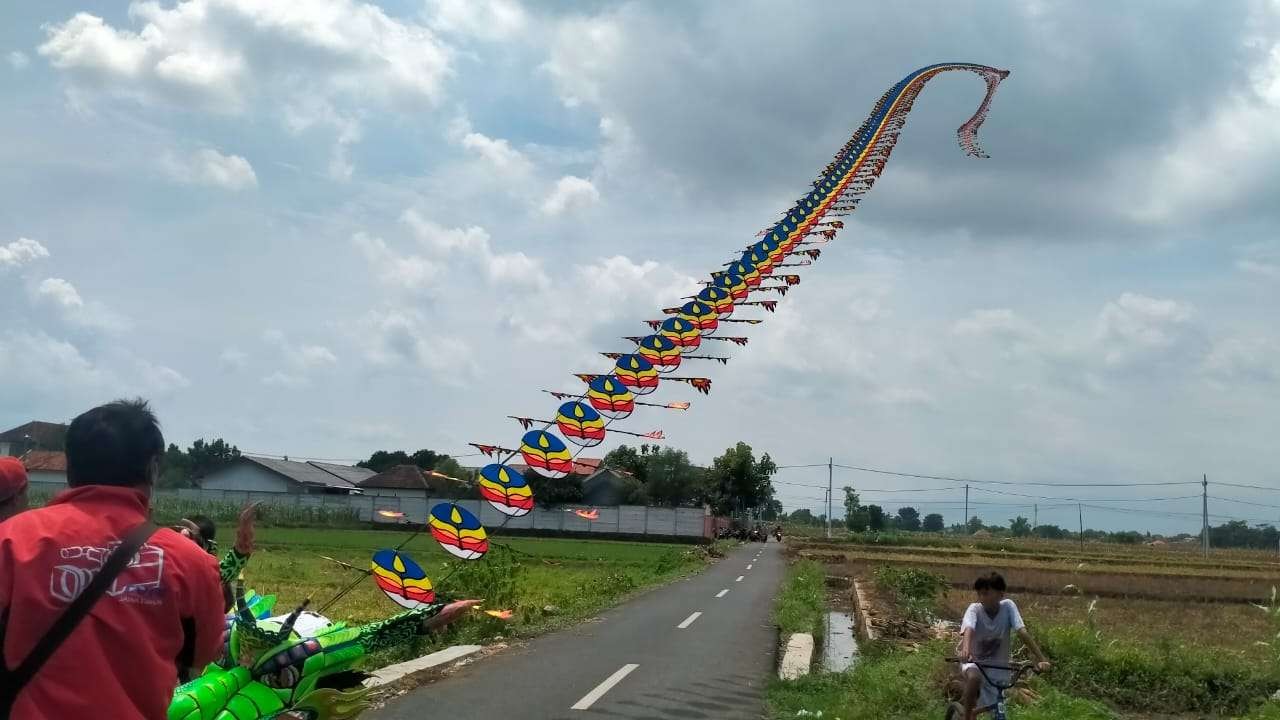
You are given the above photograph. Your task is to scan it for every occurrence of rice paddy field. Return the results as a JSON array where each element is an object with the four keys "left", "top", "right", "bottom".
[{"left": 770, "top": 533, "right": 1280, "bottom": 719}]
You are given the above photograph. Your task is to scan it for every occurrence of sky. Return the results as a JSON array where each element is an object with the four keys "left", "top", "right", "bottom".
[{"left": 1, "top": 0, "right": 1278, "bottom": 535}]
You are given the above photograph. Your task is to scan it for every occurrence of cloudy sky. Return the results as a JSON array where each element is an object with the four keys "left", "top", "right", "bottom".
[{"left": 2, "top": 1, "right": 1278, "bottom": 533}]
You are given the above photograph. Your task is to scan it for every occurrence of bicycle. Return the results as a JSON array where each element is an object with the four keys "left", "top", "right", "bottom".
[{"left": 942, "top": 658, "right": 1041, "bottom": 720}]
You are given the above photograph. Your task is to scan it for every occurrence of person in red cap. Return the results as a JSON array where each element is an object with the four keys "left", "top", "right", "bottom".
[
  {"left": 0, "top": 399, "right": 226, "bottom": 719},
  {"left": 0, "top": 456, "right": 28, "bottom": 523}
]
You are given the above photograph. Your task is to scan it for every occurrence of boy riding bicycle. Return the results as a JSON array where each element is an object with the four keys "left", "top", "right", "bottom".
[{"left": 956, "top": 572, "right": 1051, "bottom": 720}]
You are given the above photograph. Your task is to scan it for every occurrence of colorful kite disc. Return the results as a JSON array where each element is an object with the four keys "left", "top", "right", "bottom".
[
  {"left": 428, "top": 503, "right": 489, "bottom": 560},
  {"left": 743, "top": 247, "right": 775, "bottom": 275},
  {"left": 612, "top": 354, "right": 660, "bottom": 395},
  {"left": 659, "top": 316, "right": 701, "bottom": 350},
  {"left": 636, "top": 334, "right": 681, "bottom": 373},
  {"left": 586, "top": 375, "right": 636, "bottom": 420},
  {"left": 371, "top": 549, "right": 435, "bottom": 608},
  {"left": 678, "top": 300, "right": 718, "bottom": 336},
  {"left": 519, "top": 430, "right": 575, "bottom": 478},
  {"left": 477, "top": 463, "right": 533, "bottom": 517},
  {"left": 713, "top": 273, "right": 749, "bottom": 300},
  {"left": 555, "top": 401, "right": 607, "bottom": 447},
  {"left": 696, "top": 286, "right": 736, "bottom": 319},
  {"left": 726, "top": 260, "right": 762, "bottom": 288}
]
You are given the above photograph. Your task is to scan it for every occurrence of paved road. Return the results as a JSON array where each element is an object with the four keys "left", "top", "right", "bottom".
[{"left": 370, "top": 540, "right": 785, "bottom": 720}]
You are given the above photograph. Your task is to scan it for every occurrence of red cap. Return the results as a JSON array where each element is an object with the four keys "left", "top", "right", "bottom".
[{"left": 0, "top": 457, "right": 29, "bottom": 502}]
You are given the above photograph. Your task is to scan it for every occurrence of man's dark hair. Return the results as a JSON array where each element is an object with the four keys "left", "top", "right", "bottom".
[
  {"left": 974, "top": 572, "right": 1007, "bottom": 592},
  {"left": 66, "top": 398, "right": 164, "bottom": 487},
  {"left": 187, "top": 514, "right": 216, "bottom": 543}
]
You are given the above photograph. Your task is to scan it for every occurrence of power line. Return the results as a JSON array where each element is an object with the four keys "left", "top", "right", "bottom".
[{"left": 831, "top": 462, "right": 1200, "bottom": 488}]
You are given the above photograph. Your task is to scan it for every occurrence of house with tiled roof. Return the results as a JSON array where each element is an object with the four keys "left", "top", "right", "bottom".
[
  {"left": 0, "top": 420, "right": 67, "bottom": 457},
  {"left": 21, "top": 449, "right": 68, "bottom": 488},
  {"left": 356, "top": 464, "right": 471, "bottom": 499}
]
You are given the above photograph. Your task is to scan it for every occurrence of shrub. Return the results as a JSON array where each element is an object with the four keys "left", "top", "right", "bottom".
[{"left": 873, "top": 565, "right": 948, "bottom": 622}]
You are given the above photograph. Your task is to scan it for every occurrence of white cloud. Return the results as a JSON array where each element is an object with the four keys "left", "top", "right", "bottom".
[
  {"left": 361, "top": 307, "right": 475, "bottom": 379},
  {"left": 263, "top": 330, "right": 338, "bottom": 377},
  {"left": 138, "top": 360, "right": 191, "bottom": 394},
  {"left": 1094, "top": 292, "right": 1198, "bottom": 367},
  {"left": 540, "top": 175, "right": 599, "bottom": 216},
  {"left": 39, "top": 1, "right": 453, "bottom": 178},
  {"left": 428, "top": 0, "right": 528, "bottom": 42},
  {"left": 7, "top": 51, "right": 29, "bottom": 69},
  {"left": 0, "top": 331, "right": 104, "bottom": 393},
  {"left": 450, "top": 117, "right": 532, "bottom": 173},
  {"left": 1236, "top": 241, "right": 1280, "bottom": 278},
  {"left": 218, "top": 347, "right": 248, "bottom": 370},
  {"left": 952, "top": 308, "right": 1039, "bottom": 340},
  {"left": 401, "top": 210, "right": 549, "bottom": 289},
  {"left": 262, "top": 371, "right": 308, "bottom": 388},
  {"left": 352, "top": 232, "right": 441, "bottom": 292},
  {"left": 35, "top": 277, "right": 84, "bottom": 308},
  {"left": 543, "top": 14, "right": 621, "bottom": 108},
  {"left": 1203, "top": 337, "right": 1279, "bottom": 383},
  {"left": 0, "top": 238, "right": 50, "bottom": 268},
  {"left": 162, "top": 148, "right": 258, "bottom": 190}
]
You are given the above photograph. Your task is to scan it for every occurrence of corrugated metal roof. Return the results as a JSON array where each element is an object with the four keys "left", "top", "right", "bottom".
[
  {"left": 309, "top": 461, "right": 376, "bottom": 486},
  {"left": 243, "top": 456, "right": 363, "bottom": 489}
]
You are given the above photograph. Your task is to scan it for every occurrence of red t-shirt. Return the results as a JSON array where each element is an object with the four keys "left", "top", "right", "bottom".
[{"left": 0, "top": 485, "right": 225, "bottom": 719}]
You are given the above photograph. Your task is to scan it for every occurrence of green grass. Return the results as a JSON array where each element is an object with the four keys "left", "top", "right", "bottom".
[
  {"left": 775, "top": 559, "right": 827, "bottom": 637},
  {"left": 767, "top": 641, "right": 1117, "bottom": 720},
  {"left": 239, "top": 527, "right": 714, "bottom": 667},
  {"left": 1041, "top": 625, "right": 1280, "bottom": 716}
]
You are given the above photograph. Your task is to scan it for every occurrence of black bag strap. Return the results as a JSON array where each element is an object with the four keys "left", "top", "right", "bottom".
[{"left": 0, "top": 521, "right": 158, "bottom": 714}]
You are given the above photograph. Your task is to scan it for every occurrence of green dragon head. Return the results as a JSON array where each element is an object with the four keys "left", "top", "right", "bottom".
[{"left": 169, "top": 585, "right": 451, "bottom": 720}]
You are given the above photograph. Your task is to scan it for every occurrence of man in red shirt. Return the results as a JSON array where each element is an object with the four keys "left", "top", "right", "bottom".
[
  {"left": 0, "top": 399, "right": 226, "bottom": 719},
  {"left": 0, "top": 457, "right": 27, "bottom": 523}
]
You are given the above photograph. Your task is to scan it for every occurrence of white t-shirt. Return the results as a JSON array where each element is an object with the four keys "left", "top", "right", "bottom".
[{"left": 960, "top": 599, "right": 1026, "bottom": 707}]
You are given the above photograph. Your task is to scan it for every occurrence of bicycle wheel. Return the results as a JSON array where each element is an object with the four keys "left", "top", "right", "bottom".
[{"left": 944, "top": 701, "right": 965, "bottom": 720}]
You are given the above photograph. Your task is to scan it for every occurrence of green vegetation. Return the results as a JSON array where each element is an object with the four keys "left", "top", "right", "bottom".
[
  {"left": 774, "top": 559, "right": 826, "bottom": 637},
  {"left": 240, "top": 527, "right": 712, "bottom": 666},
  {"left": 1041, "top": 625, "right": 1280, "bottom": 716},
  {"left": 768, "top": 641, "right": 1116, "bottom": 720},
  {"left": 872, "top": 565, "right": 948, "bottom": 622}
]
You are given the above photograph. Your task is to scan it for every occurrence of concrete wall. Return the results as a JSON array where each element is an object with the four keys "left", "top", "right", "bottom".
[
  {"left": 28, "top": 470, "right": 66, "bottom": 487},
  {"left": 154, "top": 487, "right": 711, "bottom": 539},
  {"left": 358, "top": 487, "right": 427, "bottom": 499},
  {"left": 200, "top": 464, "right": 292, "bottom": 493}
]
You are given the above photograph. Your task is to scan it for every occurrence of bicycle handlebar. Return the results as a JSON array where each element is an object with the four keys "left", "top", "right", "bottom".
[{"left": 945, "top": 657, "right": 1042, "bottom": 688}]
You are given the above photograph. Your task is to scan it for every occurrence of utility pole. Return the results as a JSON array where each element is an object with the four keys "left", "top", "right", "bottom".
[
  {"left": 1033, "top": 504, "right": 1038, "bottom": 531},
  {"left": 1201, "top": 474, "right": 1209, "bottom": 558},
  {"left": 826, "top": 457, "right": 833, "bottom": 539},
  {"left": 964, "top": 484, "right": 970, "bottom": 533},
  {"left": 1078, "top": 503, "right": 1084, "bottom": 550}
]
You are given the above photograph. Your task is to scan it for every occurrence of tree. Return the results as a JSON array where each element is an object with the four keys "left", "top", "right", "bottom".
[
  {"left": 705, "top": 442, "right": 778, "bottom": 516},
  {"left": 527, "top": 473, "right": 584, "bottom": 507},
  {"left": 843, "top": 486, "right": 868, "bottom": 531},
  {"left": 358, "top": 450, "right": 413, "bottom": 473},
  {"left": 867, "top": 505, "right": 887, "bottom": 531},
  {"left": 1034, "top": 524, "right": 1068, "bottom": 540},
  {"left": 966, "top": 516, "right": 984, "bottom": 534},
  {"left": 603, "top": 444, "right": 649, "bottom": 482},
  {"left": 923, "top": 513, "right": 945, "bottom": 532},
  {"left": 159, "top": 438, "right": 241, "bottom": 488},
  {"left": 1009, "top": 516, "right": 1032, "bottom": 537},
  {"left": 788, "top": 508, "right": 818, "bottom": 526},
  {"left": 643, "top": 447, "right": 702, "bottom": 507},
  {"left": 894, "top": 506, "right": 921, "bottom": 531}
]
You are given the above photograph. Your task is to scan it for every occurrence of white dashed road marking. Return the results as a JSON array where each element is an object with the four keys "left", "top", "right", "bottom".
[
  {"left": 716, "top": 589, "right": 729, "bottom": 598},
  {"left": 735, "top": 575, "right": 745, "bottom": 582},
  {"left": 677, "top": 612, "right": 702, "bottom": 629},
  {"left": 571, "top": 664, "right": 640, "bottom": 710},
  {"left": 747, "top": 564, "right": 753, "bottom": 570}
]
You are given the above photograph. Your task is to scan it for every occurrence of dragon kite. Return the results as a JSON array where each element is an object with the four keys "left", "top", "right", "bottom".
[{"left": 171, "top": 63, "right": 1009, "bottom": 719}]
